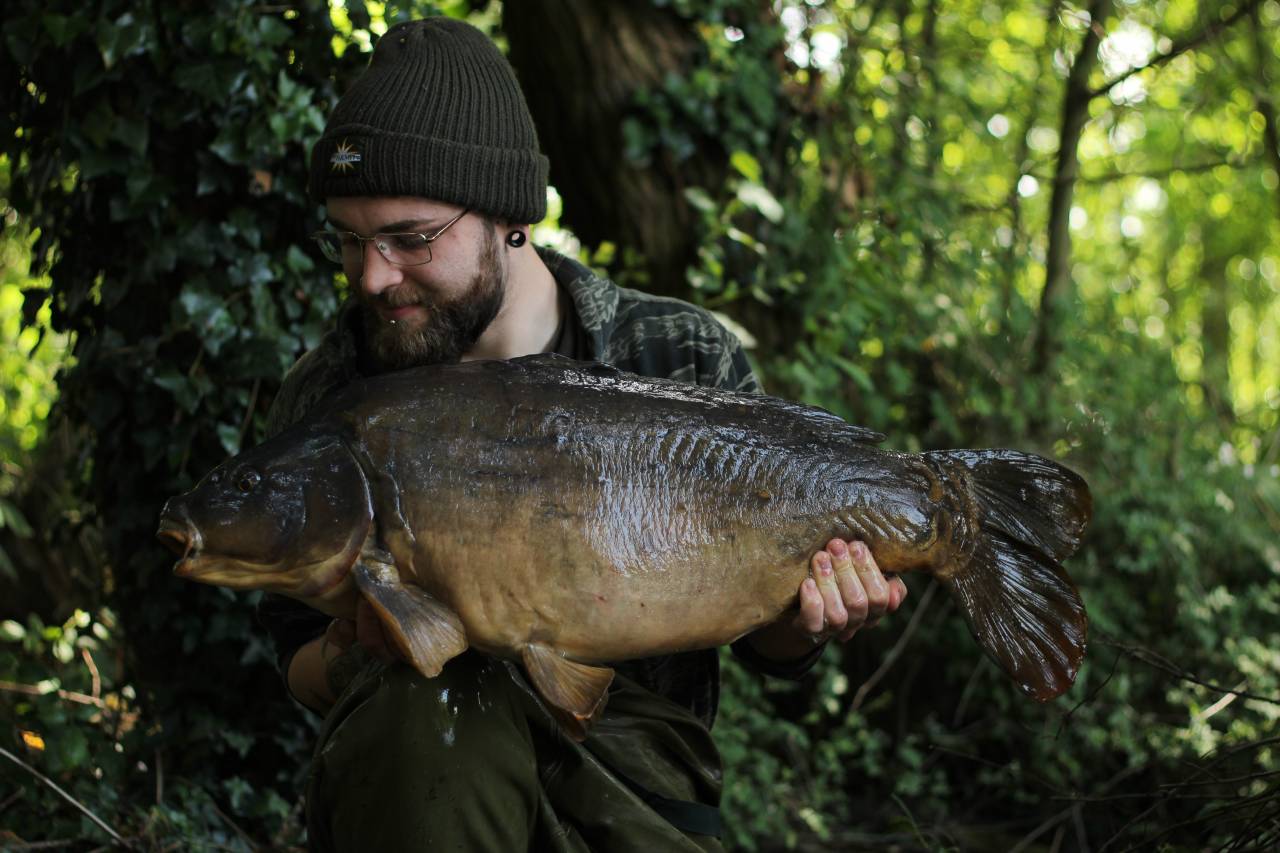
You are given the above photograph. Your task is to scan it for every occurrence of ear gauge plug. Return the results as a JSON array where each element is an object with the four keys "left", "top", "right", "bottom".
[{"left": 506, "top": 230, "right": 527, "bottom": 248}]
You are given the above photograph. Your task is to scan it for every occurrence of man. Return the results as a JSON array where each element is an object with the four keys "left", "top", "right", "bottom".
[{"left": 259, "top": 16, "right": 906, "bottom": 851}]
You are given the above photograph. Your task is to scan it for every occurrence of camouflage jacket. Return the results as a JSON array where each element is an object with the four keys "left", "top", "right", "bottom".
[{"left": 258, "top": 247, "right": 818, "bottom": 727}]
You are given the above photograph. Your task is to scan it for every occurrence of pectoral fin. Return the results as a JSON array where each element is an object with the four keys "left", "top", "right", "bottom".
[
  {"left": 353, "top": 557, "right": 467, "bottom": 679},
  {"left": 522, "top": 643, "right": 614, "bottom": 741}
]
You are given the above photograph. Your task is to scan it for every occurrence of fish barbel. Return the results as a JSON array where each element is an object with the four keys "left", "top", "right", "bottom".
[{"left": 157, "top": 354, "right": 1091, "bottom": 737}]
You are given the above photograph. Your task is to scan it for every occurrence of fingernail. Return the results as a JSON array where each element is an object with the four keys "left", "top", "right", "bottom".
[
  {"left": 829, "top": 539, "right": 847, "bottom": 557},
  {"left": 850, "top": 541, "right": 867, "bottom": 560},
  {"left": 816, "top": 553, "right": 832, "bottom": 575}
]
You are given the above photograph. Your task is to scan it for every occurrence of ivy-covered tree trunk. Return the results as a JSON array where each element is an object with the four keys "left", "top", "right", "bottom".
[{"left": 503, "top": 0, "right": 722, "bottom": 296}]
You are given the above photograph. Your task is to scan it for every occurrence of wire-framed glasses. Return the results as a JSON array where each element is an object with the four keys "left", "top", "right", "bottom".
[{"left": 310, "top": 208, "right": 469, "bottom": 267}]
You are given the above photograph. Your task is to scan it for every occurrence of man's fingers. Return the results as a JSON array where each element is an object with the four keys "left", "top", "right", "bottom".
[
  {"left": 827, "top": 538, "right": 869, "bottom": 634},
  {"left": 796, "top": 577, "right": 825, "bottom": 635},
  {"left": 887, "top": 575, "right": 908, "bottom": 612},
  {"left": 852, "top": 541, "right": 891, "bottom": 623},
  {"left": 812, "top": 550, "right": 848, "bottom": 632}
]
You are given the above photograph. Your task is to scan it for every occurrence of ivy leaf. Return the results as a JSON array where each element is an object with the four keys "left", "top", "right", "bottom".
[
  {"left": 729, "top": 150, "right": 761, "bottom": 183},
  {"left": 736, "top": 182, "right": 783, "bottom": 223},
  {"left": 684, "top": 186, "right": 716, "bottom": 213},
  {"left": 173, "top": 64, "right": 223, "bottom": 102},
  {"left": 42, "top": 13, "right": 85, "bottom": 47},
  {"left": 111, "top": 115, "right": 149, "bottom": 156},
  {"left": 47, "top": 726, "right": 90, "bottom": 774},
  {"left": 257, "top": 16, "right": 292, "bottom": 47},
  {"left": 0, "top": 499, "right": 34, "bottom": 538},
  {"left": 216, "top": 422, "right": 241, "bottom": 456},
  {"left": 96, "top": 13, "right": 145, "bottom": 70}
]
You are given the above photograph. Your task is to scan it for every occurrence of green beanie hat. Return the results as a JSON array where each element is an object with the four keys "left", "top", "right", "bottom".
[{"left": 309, "top": 17, "right": 548, "bottom": 224}]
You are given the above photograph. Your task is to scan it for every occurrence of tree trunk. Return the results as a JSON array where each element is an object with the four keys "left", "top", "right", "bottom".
[
  {"left": 1199, "top": 254, "right": 1236, "bottom": 426},
  {"left": 1250, "top": 2, "right": 1280, "bottom": 222},
  {"left": 502, "top": 0, "right": 726, "bottom": 297},
  {"left": 1030, "top": 0, "right": 1112, "bottom": 380}
]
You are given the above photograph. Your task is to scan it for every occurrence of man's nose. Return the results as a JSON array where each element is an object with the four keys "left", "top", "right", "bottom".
[{"left": 355, "top": 241, "right": 403, "bottom": 296}]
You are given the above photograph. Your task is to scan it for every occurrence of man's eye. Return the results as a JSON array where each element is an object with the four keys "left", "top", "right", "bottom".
[{"left": 388, "top": 233, "right": 429, "bottom": 251}]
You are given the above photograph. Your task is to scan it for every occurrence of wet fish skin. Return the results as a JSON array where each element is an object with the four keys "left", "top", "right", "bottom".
[{"left": 158, "top": 354, "right": 1091, "bottom": 733}]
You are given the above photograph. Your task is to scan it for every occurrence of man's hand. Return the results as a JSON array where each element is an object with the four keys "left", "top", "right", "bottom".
[
  {"left": 799, "top": 539, "right": 907, "bottom": 642},
  {"left": 349, "top": 598, "right": 399, "bottom": 662},
  {"left": 287, "top": 601, "right": 400, "bottom": 714},
  {"left": 745, "top": 539, "right": 908, "bottom": 662}
]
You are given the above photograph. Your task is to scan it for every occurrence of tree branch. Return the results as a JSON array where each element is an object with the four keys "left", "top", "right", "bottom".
[
  {"left": 1089, "top": 0, "right": 1265, "bottom": 100},
  {"left": 1071, "top": 156, "right": 1259, "bottom": 184}
]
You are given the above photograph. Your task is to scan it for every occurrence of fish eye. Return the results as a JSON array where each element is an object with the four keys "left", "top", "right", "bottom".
[{"left": 237, "top": 470, "right": 261, "bottom": 493}]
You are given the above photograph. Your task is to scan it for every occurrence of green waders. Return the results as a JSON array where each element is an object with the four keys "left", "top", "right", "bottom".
[{"left": 306, "top": 651, "right": 725, "bottom": 852}]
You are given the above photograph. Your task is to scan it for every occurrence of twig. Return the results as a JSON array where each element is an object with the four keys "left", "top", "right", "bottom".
[
  {"left": 1, "top": 841, "right": 81, "bottom": 850},
  {"left": 209, "top": 799, "right": 258, "bottom": 851},
  {"left": 0, "top": 746, "right": 132, "bottom": 849},
  {"left": 1196, "top": 681, "right": 1248, "bottom": 721},
  {"left": 1010, "top": 805, "right": 1076, "bottom": 853},
  {"left": 1073, "top": 803, "right": 1090, "bottom": 853},
  {"left": 1098, "top": 637, "right": 1280, "bottom": 705},
  {"left": 1049, "top": 824, "right": 1066, "bottom": 853},
  {"left": 1159, "top": 768, "right": 1280, "bottom": 790},
  {"left": 1018, "top": 764, "right": 1145, "bottom": 853},
  {"left": 951, "top": 656, "right": 988, "bottom": 727},
  {"left": 1123, "top": 787, "right": 1278, "bottom": 851},
  {"left": 1056, "top": 648, "right": 1121, "bottom": 739},
  {"left": 890, "top": 793, "right": 931, "bottom": 851},
  {"left": 1, "top": 786, "right": 25, "bottom": 812},
  {"left": 0, "top": 680, "right": 106, "bottom": 708},
  {"left": 81, "top": 648, "right": 101, "bottom": 699},
  {"left": 849, "top": 580, "right": 938, "bottom": 712}
]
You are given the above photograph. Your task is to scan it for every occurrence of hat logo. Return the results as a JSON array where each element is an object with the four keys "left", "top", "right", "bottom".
[{"left": 330, "top": 140, "right": 362, "bottom": 173}]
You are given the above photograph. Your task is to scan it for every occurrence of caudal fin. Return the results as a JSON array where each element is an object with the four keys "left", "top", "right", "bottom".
[{"left": 926, "top": 450, "right": 1091, "bottom": 701}]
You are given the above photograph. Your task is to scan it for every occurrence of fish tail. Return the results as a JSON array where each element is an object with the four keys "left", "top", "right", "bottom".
[{"left": 924, "top": 449, "right": 1092, "bottom": 701}]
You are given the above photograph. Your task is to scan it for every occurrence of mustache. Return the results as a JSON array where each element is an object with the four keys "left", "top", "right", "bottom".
[{"left": 377, "top": 286, "right": 427, "bottom": 310}]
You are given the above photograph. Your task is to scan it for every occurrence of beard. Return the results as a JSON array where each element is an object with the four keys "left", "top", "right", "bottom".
[{"left": 359, "top": 226, "right": 505, "bottom": 371}]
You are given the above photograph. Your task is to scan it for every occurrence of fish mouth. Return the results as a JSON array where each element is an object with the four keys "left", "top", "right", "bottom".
[{"left": 156, "top": 517, "right": 202, "bottom": 577}]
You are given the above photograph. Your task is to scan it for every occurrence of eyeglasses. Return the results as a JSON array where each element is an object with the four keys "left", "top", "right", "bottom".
[{"left": 310, "top": 208, "right": 469, "bottom": 268}]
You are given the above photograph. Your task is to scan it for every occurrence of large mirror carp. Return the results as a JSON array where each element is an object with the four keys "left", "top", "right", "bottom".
[{"left": 157, "top": 354, "right": 1091, "bottom": 737}]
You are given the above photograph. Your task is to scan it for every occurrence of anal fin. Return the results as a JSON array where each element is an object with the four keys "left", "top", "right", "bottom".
[
  {"left": 353, "top": 557, "right": 468, "bottom": 679},
  {"left": 522, "top": 643, "right": 614, "bottom": 741}
]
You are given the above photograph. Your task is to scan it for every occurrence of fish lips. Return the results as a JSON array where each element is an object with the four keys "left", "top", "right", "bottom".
[{"left": 156, "top": 515, "right": 203, "bottom": 578}]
